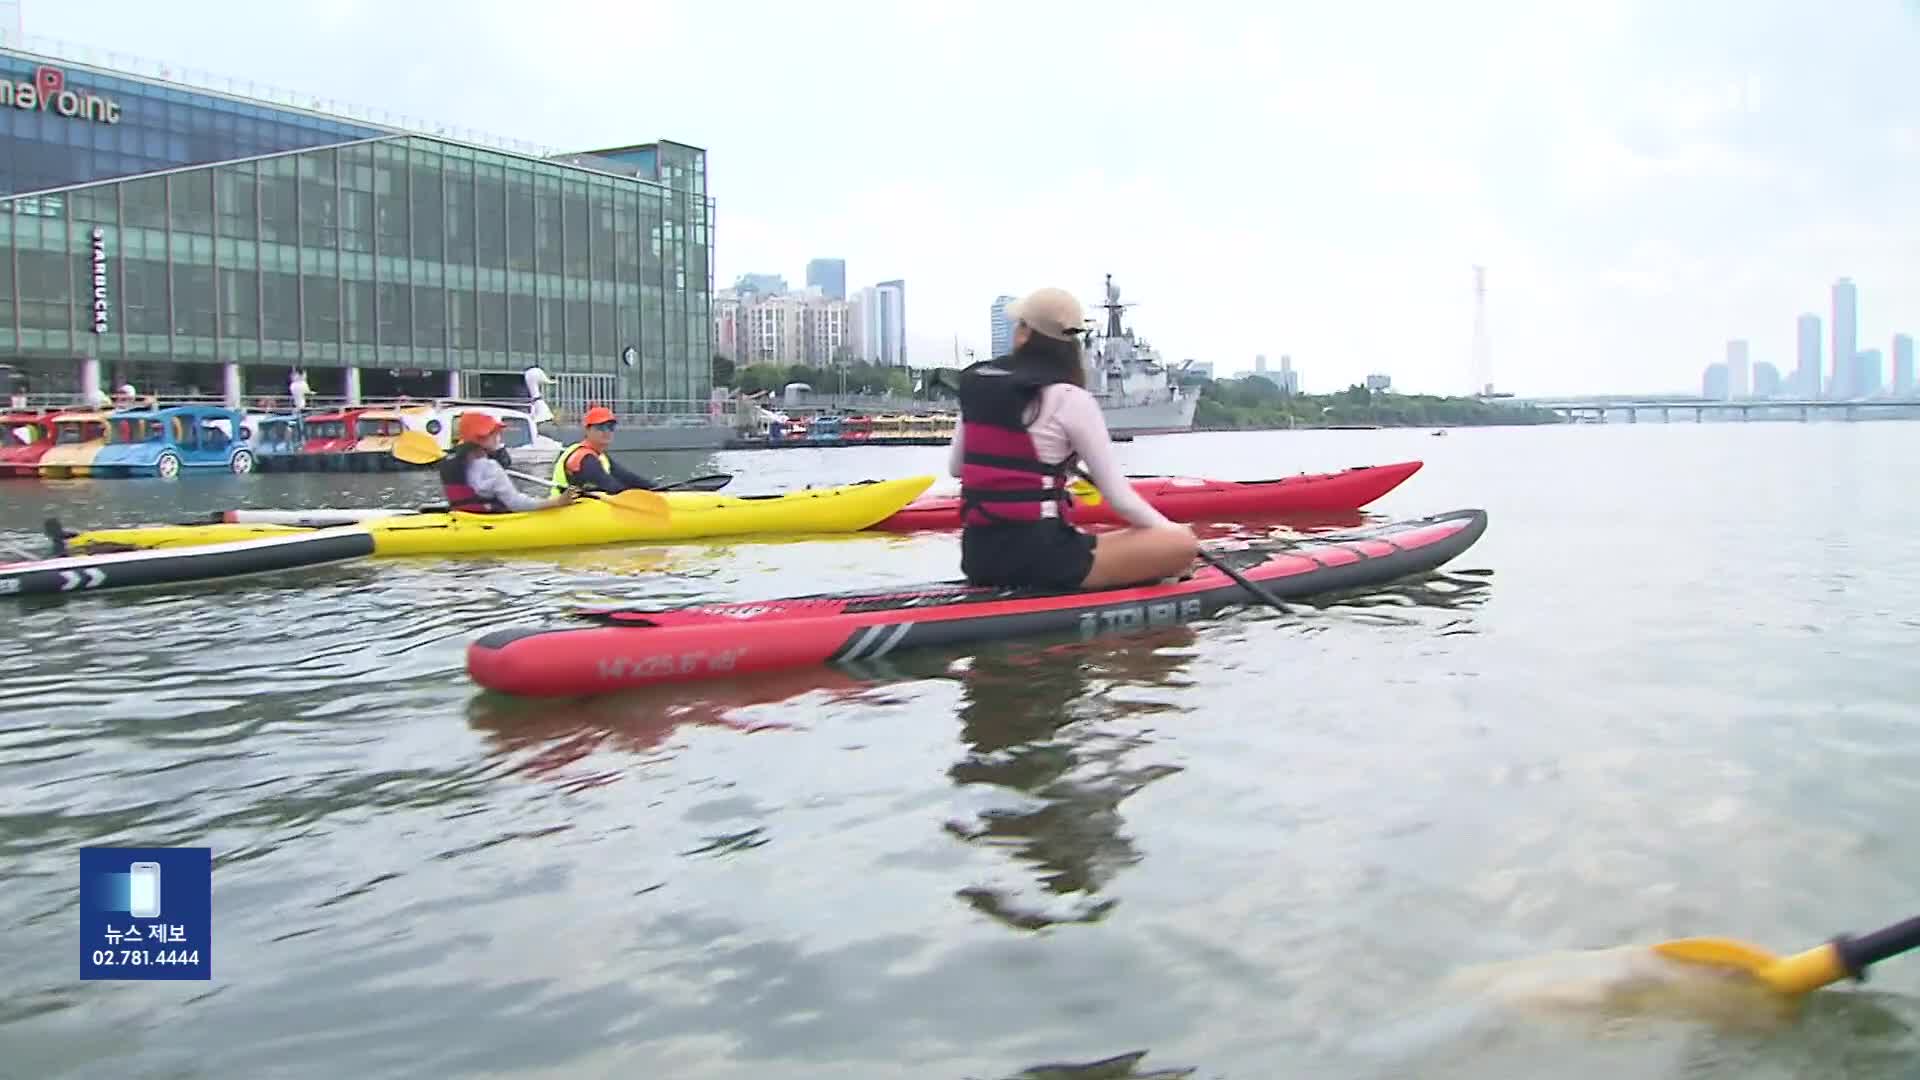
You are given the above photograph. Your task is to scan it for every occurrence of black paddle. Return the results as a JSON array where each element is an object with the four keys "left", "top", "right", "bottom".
[
  {"left": 406, "top": 472, "right": 733, "bottom": 513},
  {"left": 1068, "top": 467, "right": 1293, "bottom": 615},
  {"left": 658, "top": 473, "right": 733, "bottom": 492},
  {"left": 1194, "top": 546, "right": 1296, "bottom": 615}
]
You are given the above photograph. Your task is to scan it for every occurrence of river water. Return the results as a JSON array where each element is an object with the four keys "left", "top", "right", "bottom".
[{"left": 2, "top": 422, "right": 1916, "bottom": 1079}]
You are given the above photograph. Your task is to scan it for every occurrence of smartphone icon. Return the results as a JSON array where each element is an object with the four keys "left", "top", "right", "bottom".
[{"left": 128, "top": 862, "right": 161, "bottom": 919}]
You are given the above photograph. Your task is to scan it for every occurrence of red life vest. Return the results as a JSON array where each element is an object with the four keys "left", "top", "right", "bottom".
[
  {"left": 956, "top": 358, "right": 1077, "bottom": 527},
  {"left": 437, "top": 445, "right": 509, "bottom": 514}
]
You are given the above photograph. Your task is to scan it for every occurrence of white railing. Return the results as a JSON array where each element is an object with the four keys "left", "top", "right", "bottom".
[
  {"left": 0, "top": 33, "right": 565, "bottom": 161},
  {"left": 7, "top": 391, "right": 732, "bottom": 423}
]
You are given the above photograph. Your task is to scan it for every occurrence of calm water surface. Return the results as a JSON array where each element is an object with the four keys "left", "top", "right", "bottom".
[{"left": 2, "top": 423, "right": 1917, "bottom": 1079}]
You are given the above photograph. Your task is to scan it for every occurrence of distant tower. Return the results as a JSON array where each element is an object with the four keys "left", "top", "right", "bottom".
[
  {"left": 1831, "top": 277, "right": 1857, "bottom": 399},
  {"left": 1471, "top": 265, "right": 1492, "bottom": 396}
]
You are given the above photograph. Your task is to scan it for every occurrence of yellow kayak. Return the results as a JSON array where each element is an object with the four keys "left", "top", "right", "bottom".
[{"left": 66, "top": 476, "right": 937, "bottom": 557}]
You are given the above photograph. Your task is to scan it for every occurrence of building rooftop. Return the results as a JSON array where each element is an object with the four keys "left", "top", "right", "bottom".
[{"left": 1, "top": 33, "right": 567, "bottom": 160}]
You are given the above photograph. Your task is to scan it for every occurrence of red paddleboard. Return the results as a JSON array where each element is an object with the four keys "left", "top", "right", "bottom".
[
  {"left": 467, "top": 507, "right": 1487, "bottom": 698},
  {"left": 869, "top": 461, "right": 1423, "bottom": 532}
]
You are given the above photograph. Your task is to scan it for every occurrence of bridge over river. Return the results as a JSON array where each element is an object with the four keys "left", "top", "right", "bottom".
[{"left": 1505, "top": 394, "right": 1920, "bottom": 423}]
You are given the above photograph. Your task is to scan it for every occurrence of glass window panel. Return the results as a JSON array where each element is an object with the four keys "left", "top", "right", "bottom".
[
  {"left": 444, "top": 159, "right": 475, "bottom": 265},
  {"left": 563, "top": 183, "right": 590, "bottom": 278},
  {"left": 477, "top": 289, "right": 505, "bottom": 352},
  {"left": 0, "top": 242, "right": 13, "bottom": 327},
  {"left": 260, "top": 271, "right": 300, "bottom": 342},
  {"left": 122, "top": 177, "right": 167, "bottom": 230},
  {"left": 302, "top": 276, "right": 340, "bottom": 343},
  {"left": 565, "top": 298, "right": 588, "bottom": 359},
  {"left": 258, "top": 160, "right": 298, "bottom": 245},
  {"left": 16, "top": 249, "right": 70, "bottom": 330},
  {"left": 298, "top": 150, "right": 339, "bottom": 249},
  {"left": 590, "top": 299, "right": 613, "bottom": 358},
  {"left": 504, "top": 169, "right": 533, "bottom": 272},
  {"left": 344, "top": 281, "right": 374, "bottom": 345},
  {"left": 340, "top": 190, "right": 372, "bottom": 253},
  {"left": 340, "top": 144, "right": 375, "bottom": 191},
  {"left": 410, "top": 158, "right": 444, "bottom": 261},
  {"left": 121, "top": 257, "right": 168, "bottom": 336},
  {"left": 619, "top": 291, "right": 640, "bottom": 362},
  {"left": 533, "top": 175, "right": 562, "bottom": 273},
  {"left": 449, "top": 290, "right": 476, "bottom": 350},
  {"left": 508, "top": 293, "right": 535, "bottom": 354},
  {"left": 475, "top": 164, "right": 506, "bottom": 271},
  {"left": 169, "top": 170, "right": 213, "bottom": 234},
  {"left": 639, "top": 198, "right": 663, "bottom": 281},
  {"left": 376, "top": 282, "right": 411, "bottom": 346},
  {"left": 72, "top": 187, "right": 118, "bottom": 227},
  {"left": 219, "top": 267, "right": 258, "bottom": 341},
  {"left": 538, "top": 297, "right": 562, "bottom": 355},
  {"left": 373, "top": 147, "right": 410, "bottom": 254},
  {"left": 414, "top": 285, "right": 446, "bottom": 350},
  {"left": 172, "top": 264, "right": 215, "bottom": 339}
]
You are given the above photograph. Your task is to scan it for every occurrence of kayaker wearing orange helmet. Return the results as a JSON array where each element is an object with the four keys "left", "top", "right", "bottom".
[
  {"left": 442, "top": 411, "right": 578, "bottom": 514},
  {"left": 549, "top": 404, "right": 657, "bottom": 496}
]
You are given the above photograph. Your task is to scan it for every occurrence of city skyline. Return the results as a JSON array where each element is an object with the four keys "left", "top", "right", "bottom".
[
  {"left": 712, "top": 260, "right": 908, "bottom": 369},
  {"left": 1701, "top": 274, "right": 1916, "bottom": 401}
]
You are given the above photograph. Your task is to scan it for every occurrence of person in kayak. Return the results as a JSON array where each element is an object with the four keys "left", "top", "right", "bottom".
[
  {"left": 442, "top": 411, "right": 578, "bottom": 514},
  {"left": 550, "top": 405, "right": 658, "bottom": 495},
  {"left": 951, "top": 286, "right": 1198, "bottom": 590}
]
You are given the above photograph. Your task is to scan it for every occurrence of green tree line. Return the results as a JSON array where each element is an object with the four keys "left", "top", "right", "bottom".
[
  {"left": 1194, "top": 376, "right": 1563, "bottom": 429},
  {"left": 713, "top": 355, "right": 916, "bottom": 398},
  {"left": 711, "top": 354, "right": 1561, "bottom": 428}
]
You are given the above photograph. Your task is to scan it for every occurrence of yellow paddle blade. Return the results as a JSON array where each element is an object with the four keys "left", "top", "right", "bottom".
[
  {"left": 392, "top": 429, "right": 446, "bottom": 465},
  {"left": 1653, "top": 938, "right": 1781, "bottom": 973},
  {"left": 1068, "top": 477, "right": 1102, "bottom": 505},
  {"left": 596, "top": 488, "right": 672, "bottom": 520},
  {"left": 1652, "top": 937, "right": 1851, "bottom": 995}
]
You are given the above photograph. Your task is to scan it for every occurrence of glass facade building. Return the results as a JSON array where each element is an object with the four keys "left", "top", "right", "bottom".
[{"left": 0, "top": 45, "right": 713, "bottom": 410}]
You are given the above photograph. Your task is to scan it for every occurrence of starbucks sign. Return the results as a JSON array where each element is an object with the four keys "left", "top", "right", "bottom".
[{"left": 89, "top": 228, "right": 108, "bottom": 334}]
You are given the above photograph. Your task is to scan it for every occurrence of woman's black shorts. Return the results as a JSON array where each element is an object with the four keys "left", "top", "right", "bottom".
[{"left": 960, "top": 519, "right": 1097, "bottom": 590}]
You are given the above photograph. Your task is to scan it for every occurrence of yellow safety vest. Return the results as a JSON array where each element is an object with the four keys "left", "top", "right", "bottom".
[{"left": 550, "top": 442, "right": 611, "bottom": 495}]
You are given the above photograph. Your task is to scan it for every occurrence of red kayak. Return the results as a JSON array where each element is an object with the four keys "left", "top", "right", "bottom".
[
  {"left": 466, "top": 507, "right": 1486, "bottom": 697},
  {"left": 868, "top": 460, "right": 1423, "bottom": 532}
]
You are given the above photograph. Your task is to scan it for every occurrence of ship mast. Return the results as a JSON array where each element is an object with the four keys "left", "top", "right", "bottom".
[{"left": 1102, "top": 274, "right": 1126, "bottom": 339}]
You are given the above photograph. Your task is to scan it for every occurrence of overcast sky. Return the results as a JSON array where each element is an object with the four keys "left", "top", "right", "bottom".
[{"left": 15, "top": 0, "right": 1920, "bottom": 395}]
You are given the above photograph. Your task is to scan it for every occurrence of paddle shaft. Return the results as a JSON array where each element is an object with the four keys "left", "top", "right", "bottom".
[
  {"left": 1837, "top": 915, "right": 1920, "bottom": 977},
  {"left": 1196, "top": 547, "right": 1295, "bottom": 615},
  {"left": 1066, "top": 466, "right": 1293, "bottom": 613}
]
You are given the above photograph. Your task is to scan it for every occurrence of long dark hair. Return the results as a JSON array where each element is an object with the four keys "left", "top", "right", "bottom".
[{"left": 1007, "top": 330, "right": 1086, "bottom": 389}]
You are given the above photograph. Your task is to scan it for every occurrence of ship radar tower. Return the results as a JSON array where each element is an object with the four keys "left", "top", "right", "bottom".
[{"left": 1098, "top": 273, "right": 1138, "bottom": 340}]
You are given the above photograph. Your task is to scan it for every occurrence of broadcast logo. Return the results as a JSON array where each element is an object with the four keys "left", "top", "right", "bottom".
[{"left": 79, "top": 847, "right": 212, "bottom": 981}]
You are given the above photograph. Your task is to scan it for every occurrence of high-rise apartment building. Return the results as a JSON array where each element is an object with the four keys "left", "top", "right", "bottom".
[
  {"left": 1830, "top": 278, "right": 1857, "bottom": 398},
  {"left": 989, "top": 295, "right": 1015, "bottom": 357},
  {"left": 805, "top": 258, "right": 846, "bottom": 301},
  {"left": 1795, "top": 313, "right": 1822, "bottom": 397}
]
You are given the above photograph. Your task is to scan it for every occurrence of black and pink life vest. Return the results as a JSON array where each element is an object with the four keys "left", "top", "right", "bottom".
[{"left": 956, "top": 358, "right": 1078, "bottom": 527}]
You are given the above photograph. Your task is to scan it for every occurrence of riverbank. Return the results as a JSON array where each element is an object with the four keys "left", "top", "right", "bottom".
[{"left": 1194, "top": 381, "right": 1563, "bottom": 431}]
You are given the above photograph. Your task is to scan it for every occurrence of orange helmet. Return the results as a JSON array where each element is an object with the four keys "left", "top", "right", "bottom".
[
  {"left": 457, "top": 411, "right": 504, "bottom": 442},
  {"left": 582, "top": 405, "right": 617, "bottom": 427}
]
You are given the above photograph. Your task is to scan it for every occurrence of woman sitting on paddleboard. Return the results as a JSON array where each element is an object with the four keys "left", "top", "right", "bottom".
[{"left": 951, "top": 287, "right": 1198, "bottom": 589}]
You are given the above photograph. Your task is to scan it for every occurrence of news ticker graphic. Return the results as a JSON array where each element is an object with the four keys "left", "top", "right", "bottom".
[{"left": 79, "top": 846, "right": 212, "bottom": 980}]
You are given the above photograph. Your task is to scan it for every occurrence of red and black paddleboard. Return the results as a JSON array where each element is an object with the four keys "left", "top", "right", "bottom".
[
  {"left": 868, "top": 460, "right": 1423, "bottom": 532},
  {"left": 467, "top": 507, "right": 1488, "bottom": 697}
]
